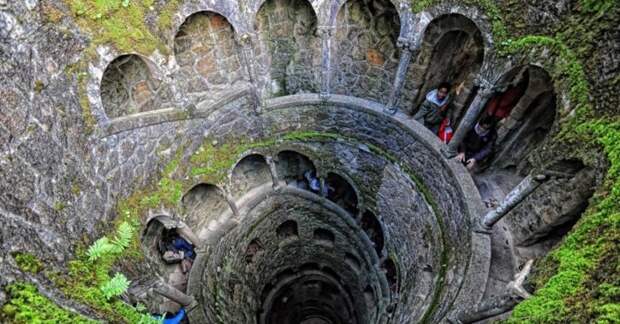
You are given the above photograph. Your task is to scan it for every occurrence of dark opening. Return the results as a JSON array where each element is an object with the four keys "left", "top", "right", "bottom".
[{"left": 325, "top": 173, "right": 359, "bottom": 215}]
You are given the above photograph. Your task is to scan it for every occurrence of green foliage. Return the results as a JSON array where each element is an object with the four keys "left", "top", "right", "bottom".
[
  {"left": 1, "top": 283, "right": 96, "bottom": 323},
  {"left": 53, "top": 201, "right": 67, "bottom": 211},
  {"left": 86, "top": 237, "right": 115, "bottom": 262},
  {"left": 100, "top": 273, "right": 130, "bottom": 300},
  {"left": 509, "top": 120, "right": 620, "bottom": 323},
  {"left": 64, "top": 0, "right": 162, "bottom": 55},
  {"left": 13, "top": 253, "right": 43, "bottom": 274},
  {"left": 110, "top": 221, "right": 134, "bottom": 254},
  {"left": 86, "top": 221, "right": 134, "bottom": 261},
  {"left": 579, "top": 0, "right": 616, "bottom": 14}
]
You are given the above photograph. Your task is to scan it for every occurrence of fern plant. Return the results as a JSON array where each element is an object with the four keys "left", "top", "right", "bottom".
[
  {"left": 100, "top": 273, "right": 130, "bottom": 300},
  {"left": 110, "top": 221, "right": 134, "bottom": 254},
  {"left": 86, "top": 221, "right": 135, "bottom": 262},
  {"left": 87, "top": 237, "right": 115, "bottom": 262}
]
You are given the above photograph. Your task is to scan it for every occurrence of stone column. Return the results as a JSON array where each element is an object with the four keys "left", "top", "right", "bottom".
[
  {"left": 443, "top": 76, "right": 497, "bottom": 158},
  {"left": 447, "top": 260, "right": 534, "bottom": 323},
  {"left": 177, "top": 225, "right": 202, "bottom": 248},
  {"left": 482, "top": 174, "right": 547, "bottom": 229},
  {"left": 384, "top": 37, "right": 418, "bottom": 115},
  {"left": 265, "top": 155, "right": 281, "bottom": 189},
  {"left": 238, "top": 33, "right": 262, "bottom": 113},
  {"left": 152, "top": 281, "right": 198, "bottom": 310},
  {"left": 318, "top": 26, "right": 334, "bottom": 100}
]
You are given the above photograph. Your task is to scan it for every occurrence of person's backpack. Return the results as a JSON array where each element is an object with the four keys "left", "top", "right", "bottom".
[{"left": 438, "top": 118, "right": 453, "bottom": 144}]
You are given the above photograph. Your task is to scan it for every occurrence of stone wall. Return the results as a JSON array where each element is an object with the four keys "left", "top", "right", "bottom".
[
  {"left": 174, "top": 11, "right": 249, "bottom": 106},
  {"left": 255, "top": 0, "right": 321, "bottom": 97},
  {"left": 0, "top": 0, "right": 617, "bottom": 322},
  {"left": 332, "top": 0, "right": 401, "bottom": 103},
  {"left": 402, "top": 13, "right": 483, "bottom": 116}
]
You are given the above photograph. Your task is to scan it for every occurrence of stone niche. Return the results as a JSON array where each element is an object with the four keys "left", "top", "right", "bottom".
[
  {"left": 489, "top": 65, "right": 557, "bottom": 173},
  {"left": 174, "top": 11, "right": 248, "bottom": 105},
  {"left": 403, "top": 13, "right": 484, "bottom": 116},
  {"left": 255, "top": 0, "right": 321, "bottom": 97},
  {"left": 332, "top": 0, "right": 401, "bottom": 103},
  {"left": 181, "top": 183, "right": 233, "bottom": 238},
  {"left": 100, "top": 54, "right": 167, "bottom": 119}
]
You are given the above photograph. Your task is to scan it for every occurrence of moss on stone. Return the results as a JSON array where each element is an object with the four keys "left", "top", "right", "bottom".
[
  {"left": 48, "top": 222, "right": 158, "bottom": 323},
  {"left": 63, "top": 0, "right": 165, "bottom": 55},
  {"left": 157, "top": 0, "right": 183, "bottom": 32},
  {"left": 1, "top": 283, "right": 95, "bottom": 324},
  {"left": 407, "top": 1, "right": 618, "bottom": 320},
  {"left": 34, "top": 80, "right": 45, "bottom": 94},
  {"left": 12, "top": 253, "right": 43, "bottom": 274},
  {"left": 508, "top": 121, "right": 620, "bottom": 323}
]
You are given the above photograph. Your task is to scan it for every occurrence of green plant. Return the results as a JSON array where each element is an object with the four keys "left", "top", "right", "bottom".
[
  {"left": 12, "top": 253, "right": 43, "bottom": 274},
  {"left": 1, "top": 283, "right": 95, "bottom": 323},
  {"left": 100, "top": 273, "right": 130, "bottom": 300},
  {"left": 86, "top": 221, "right": 134, "bottom": 261}
]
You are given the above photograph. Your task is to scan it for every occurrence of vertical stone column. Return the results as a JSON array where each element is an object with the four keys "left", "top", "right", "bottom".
[
  {"left": 482, "top": 174, "right": 547, "bottom": 229},
  {"left": 266, "top": 155, "right": 281, "bottom": 189},
  {"left": 443, "top": 75, "right": 497, "bottom": 157},
  {"left": 384, "top": 37, "right": 418, "bottom": 114},
  {"left": 238, "top": 33, "right": 262, "bottom": 113},
  {"left": 318, "top": 26, "right": 334, "bottom": 100}
]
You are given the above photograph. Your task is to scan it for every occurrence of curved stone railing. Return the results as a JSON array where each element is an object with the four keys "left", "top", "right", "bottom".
[{"left": 130, "top": 95, "right": 491, "bottom": 323}]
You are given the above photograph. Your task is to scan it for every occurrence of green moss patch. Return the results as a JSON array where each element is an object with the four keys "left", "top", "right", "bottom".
[
  {"left": 12, "top": 253, "right": 43, "bottom": 274},
  {"left": 1, "top": 283, "right": 95, "bottom": 323},
  {"left": 508, "top": 121, "right": 620, "bottom": 323},
  {"left": 63, "top": 0, "right": 165, "bottom": 55}
]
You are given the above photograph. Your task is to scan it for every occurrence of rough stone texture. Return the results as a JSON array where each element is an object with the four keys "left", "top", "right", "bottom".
[
  {"left": 255, "top": 0, "right": 321, "bottom": 97},
  {"left": 174, "top": 11, "right": 249, "bottom": 105},
  {"left": 332, "top": 0, "right": 400, "bottom": 103},
  {"left": 504, "top": 166, "right": 597, "bottom": 252},
  {"left": 0, "top": 0, "right": 616, "bottom": 322},
  {"left": 402, "top": 13, "right": 484, "bottom": 117}
]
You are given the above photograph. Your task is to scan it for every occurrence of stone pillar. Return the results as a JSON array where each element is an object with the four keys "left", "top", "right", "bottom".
[
  {"left": 384, "top": 37, "right": 418, "bottom": 115},
  {"left": 265, "top": 155, "right": 281, "bottom": 189},
  {"left": 152, "top": 281, "right": 198, "bottom": 310},
  {"left": 318, "top": 26, "right": 334, "bottom": 101},
  {"left": 238, "top": 33, "right": 262, "bottom": 113},
  {"left": 443, "top": 76, "right": 497, "bottom": 158},
  {"left": 482, "top": 174, "right": 547, "bottom": 229},
  {"left": 177, "top": 225, "right": 202, "bottom": 248}
]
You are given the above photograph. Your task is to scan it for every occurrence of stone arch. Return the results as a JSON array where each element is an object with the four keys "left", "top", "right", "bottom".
[
  {"left": 325, "top": 172, "right": 359, "bottom": 215},
  {"left": 142, "top": 215, "right": 181, "bottom": 263},
  {"left": 486, "top": 65, "right": 556, "bottom": 172},
  {"left": 255, "top": 0, "right": 320, "bottom": 97},
  {"left": 332, "top": 0, "right": 401, "bottom": 103},
  {"left": 100, "top": 54, "right": 161, "bottom": 119},
  {"left": 181, "top": 183, "right": 233, "bottom": 233},
  {"left": 275, "top": 150, "right": 317, "bottom": 188},
  {"left": 404, "top": 13, "right": 484, "bottom": 117},
  {"left": 230, "top": 154, "right": 272, "bottom": 200},
  {"left": 141, "top": 214, "right": 198, "bottom": 288},
  {"left": 381, "top": 258, "right": 398, "bottom": 293},
  {"left": 277, "top": 219, "right": 299, "bottom": 239},
  {"left": 245, "top": 238, "right": 264, "bottom": 264},
  {"left": 313, "top": 228, "right": 336, "bottom": 245},
  {"left": 360, "top": 210, "right": 384, "bottom": 257},
  {"left": 174, "top": 11, "right": 247, "bottom": 104}
]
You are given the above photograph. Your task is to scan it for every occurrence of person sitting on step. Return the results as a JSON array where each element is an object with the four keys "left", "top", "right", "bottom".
[{"left": 457, "top": 114, "right": 498, "bottom": 172}]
